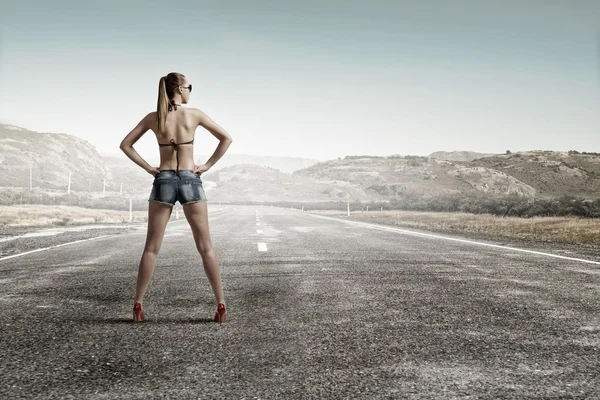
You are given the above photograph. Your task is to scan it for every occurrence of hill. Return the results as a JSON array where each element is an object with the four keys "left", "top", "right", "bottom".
[
  {"left": 468, "top": 150, "right": 600, "bottom": 198},
  {"left": 2, "top": 123, "right": 599, "bottom": 204}
]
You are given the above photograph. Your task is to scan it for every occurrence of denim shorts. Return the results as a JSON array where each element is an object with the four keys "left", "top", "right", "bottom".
[{"left": 148, "top": 169, "right": 207, "bottom": 206}]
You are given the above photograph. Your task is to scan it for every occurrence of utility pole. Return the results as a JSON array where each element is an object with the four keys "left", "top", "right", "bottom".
[
  {"left": 29, "top": 165, "right": 32, "bottom": 190},
  {"left": 67, "top": 171, "right": 71, "bottom": 194}
]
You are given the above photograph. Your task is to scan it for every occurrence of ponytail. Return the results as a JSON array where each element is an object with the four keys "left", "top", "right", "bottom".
[
  {"left": 157, "top": 76, "right": 169, "bottom": 137},
  {"left": 157, "top": 72, "right": 186, "bottom": 137}
]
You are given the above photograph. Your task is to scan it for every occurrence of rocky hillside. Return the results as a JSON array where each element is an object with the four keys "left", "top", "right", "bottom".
[
  {"left": 0, "top": 124, "right": 321, "bottom": 196},
  {"left": 467, "top": 150, "right": 600, "bottom": 198},
  {"left": 204, "top": 164, "right": 385, "bottom": 203},
  {"left": 292, "top": 153, "right": 600, "bottom": 200},
  {"left": 2, "top": 123, "right": 599, "bottom": 204},
  {"left": 0, "top": 124, "right": 108, "bottom": 192}
]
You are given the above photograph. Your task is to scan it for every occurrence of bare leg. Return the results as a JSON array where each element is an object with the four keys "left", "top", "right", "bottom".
[
  {"left": 135, "top": 201, "right": 173, "bottom": 304},
  {"left": 183, "top": 201, "right": 225, "bottom": 305}
]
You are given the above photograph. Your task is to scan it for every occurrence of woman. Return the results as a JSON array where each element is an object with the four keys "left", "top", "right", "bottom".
[{"left": 119, "top": 72, "right": 233, "bottom": 325}]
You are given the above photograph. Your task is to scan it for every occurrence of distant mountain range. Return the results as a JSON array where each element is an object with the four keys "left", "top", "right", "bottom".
[
  {"left": 2, "top": 123, "right": 599, "bottom": 203},
  {"left": 110, "top": 152, "right": 323, "bottom": 174}
]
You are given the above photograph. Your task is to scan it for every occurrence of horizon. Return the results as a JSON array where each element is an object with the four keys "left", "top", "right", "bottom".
[
  {"left": 3, "top": 120, "right": 585, "bottom": 162},
  {"left": 1, "top": 120, "right": 595, "bottom": 162},
  {"left": 1, "top": 0, "right": 599, "bottom": 161}
]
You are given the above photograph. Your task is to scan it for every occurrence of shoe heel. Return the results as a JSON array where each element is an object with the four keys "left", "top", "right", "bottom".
[
  {"left": 133, "top": 302, "right": 146, "bottom": 322},
  {"left": 214, "top": 303, "right": 227, "bottom": 326}
]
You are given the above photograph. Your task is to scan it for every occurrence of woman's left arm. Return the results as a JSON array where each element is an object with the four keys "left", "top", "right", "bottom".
[{"left": 119, "top": 113, "right": 156, "bottom": 174}]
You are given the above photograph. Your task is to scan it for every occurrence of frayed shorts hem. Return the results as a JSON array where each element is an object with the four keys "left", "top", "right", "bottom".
[
  {"left": 181, "top": 199, "right": 207, "bottom": 205},
  {"left": 148, "top": 199, "right": 175, "bottom": 206},
  {"left": 148, "top": 199, "right": 207, "bottom": 206}
]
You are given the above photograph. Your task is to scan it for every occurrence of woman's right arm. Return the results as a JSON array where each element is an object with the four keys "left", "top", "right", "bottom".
[{"left": 194, "top": 108, "right": 233, "bottom": 168}]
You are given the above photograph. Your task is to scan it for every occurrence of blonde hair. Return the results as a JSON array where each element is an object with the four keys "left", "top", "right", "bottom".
[{"left": 157, "top": 72, "right": 186, "bottom": 137}]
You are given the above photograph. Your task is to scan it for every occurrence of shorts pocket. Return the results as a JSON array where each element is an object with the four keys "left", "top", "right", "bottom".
[
  {"left": 151, "top": 181, "right": 176, "bottom": 203},
  {"left": 182, "top": 176, "right": 202, "bottom": 185}
]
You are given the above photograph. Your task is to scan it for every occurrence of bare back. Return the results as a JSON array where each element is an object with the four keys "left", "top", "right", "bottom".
[{"left": 148, "top": 108, "right": 197, "bottom": 170}]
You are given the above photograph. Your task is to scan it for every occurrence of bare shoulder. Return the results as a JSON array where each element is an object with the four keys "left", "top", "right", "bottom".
[
  {"left": 190, "top": 108, "right": 232, "bottom": 141},
  {"left": 190, "top": 107, "right": 218, "bottom": 123},
  {"left": 188, "top": 107, "right": 206, "bottom": 123},
  {"left": 189, "top": 107, "right": 212, "bottom": 128},
  {"left": 143, "top": 111, "right": 158, "bottom": 131}
]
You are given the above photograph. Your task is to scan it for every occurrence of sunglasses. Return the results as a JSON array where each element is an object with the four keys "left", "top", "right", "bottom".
[{"left": 181, "top": 84, "right": 192, "bottom": 93}]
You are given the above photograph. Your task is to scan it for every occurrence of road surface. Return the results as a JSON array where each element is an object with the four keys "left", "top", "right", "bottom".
[{"left": 1, "top": 206, "right": 599, "bottom": 399}]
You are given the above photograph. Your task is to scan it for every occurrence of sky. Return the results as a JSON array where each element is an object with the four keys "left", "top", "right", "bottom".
[{"left": 1, "top": 0, "right": 599, "bottom": 161}]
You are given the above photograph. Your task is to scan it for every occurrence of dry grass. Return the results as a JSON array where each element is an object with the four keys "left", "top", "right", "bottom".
[
  {"left": 308, "top": 209, "right": 600, "bottom": 246},
  {"left": 0, "top": 204, "right": 147, "bottom": 227},
  {"left": 3, "top": 205, "right": 598, "bottom": 246}
]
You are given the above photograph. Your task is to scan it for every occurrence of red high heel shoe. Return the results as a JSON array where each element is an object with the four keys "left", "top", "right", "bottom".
[
  {"left": 214, "top": 303, "right": 227, "bottom": 326},
  {"left": 133, "top": 302, "right": 146, "bottom": 322}
]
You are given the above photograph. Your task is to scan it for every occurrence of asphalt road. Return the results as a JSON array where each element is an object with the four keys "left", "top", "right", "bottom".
[{"left": 1, "top": 206, "right": 599, "bottom": 399}]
